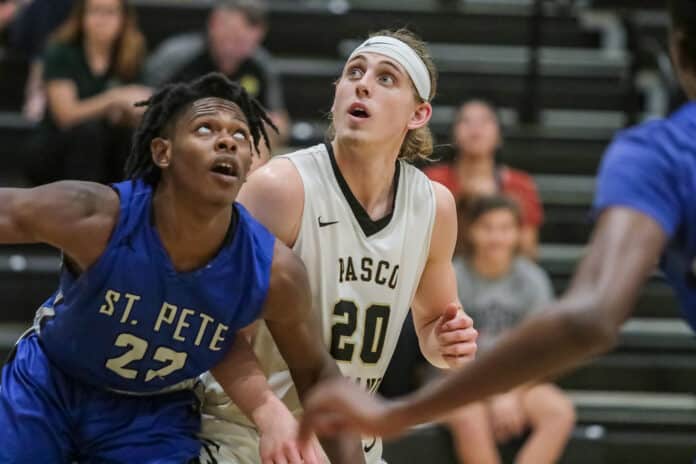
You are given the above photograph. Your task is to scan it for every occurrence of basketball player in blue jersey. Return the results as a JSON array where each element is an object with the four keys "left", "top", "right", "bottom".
[
  {"left": 298, "top": 0, "right": 696, "bottom": 447},
  {"left": 0, "top": 73, "right": 361, "bottom": 463}
]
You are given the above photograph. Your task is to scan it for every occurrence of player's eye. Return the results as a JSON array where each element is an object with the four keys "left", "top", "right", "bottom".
[
  {"left": 379, "top": 74, "right": 395, "bottom": 86},
  {"left": 196, "top": 124, "right": 212, "bottom": 135},
  {"left": 347, "top": 67, "right": 363, "bottom": 79},
  {"left": 232, "top": 130, "right": 247, "bottom": 141}
]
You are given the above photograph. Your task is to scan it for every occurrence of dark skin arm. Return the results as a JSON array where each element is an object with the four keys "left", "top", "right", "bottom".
[
  {"left": 300, "top": 207, "right": 667, "bottom": 438},
  {"left": 0, "top": 181, "right": 119, "bottom": 270},
  {"left": 264, "top": 241, "right": 365, "bottom": 463}
]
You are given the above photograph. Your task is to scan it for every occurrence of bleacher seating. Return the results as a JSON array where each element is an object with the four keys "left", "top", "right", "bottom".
[{"left": 0, "top": 1, "right": 693, "bottom": 462}]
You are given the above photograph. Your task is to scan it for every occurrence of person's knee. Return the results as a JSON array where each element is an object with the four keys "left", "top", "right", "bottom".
[
  {"left": 529, "top": 385, "right": 576, "bottom": 431},
  {"left": 448, "top": 403, "right": 488, "bottom": 435},
  {"left": 553, "top": 394, "right": 576, "bottom": 432}
]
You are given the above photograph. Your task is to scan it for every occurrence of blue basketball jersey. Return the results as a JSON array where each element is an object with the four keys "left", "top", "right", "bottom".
[
  {"left": 36, "top": 179, "right": 275, "bottom": 393},
  {"left": 594, "top": 101, "right": 696, "bottom": 330}
]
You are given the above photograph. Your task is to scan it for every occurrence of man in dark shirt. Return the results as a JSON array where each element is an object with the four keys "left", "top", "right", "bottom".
[{"left": 145, "top": 0, "right": 289, "bottom": 154}]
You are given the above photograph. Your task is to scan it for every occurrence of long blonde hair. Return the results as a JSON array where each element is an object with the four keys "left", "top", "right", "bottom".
[
  {"left": 52, "top": 0, "right": 146, "bottom": 82},
  {"left": 329, "top": 28, "right": 438, "bottom": 162}
]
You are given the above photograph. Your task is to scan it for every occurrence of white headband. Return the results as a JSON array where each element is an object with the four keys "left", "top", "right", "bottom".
[{"left": 348, "top": 36, "right": 431, "bottom": 101}]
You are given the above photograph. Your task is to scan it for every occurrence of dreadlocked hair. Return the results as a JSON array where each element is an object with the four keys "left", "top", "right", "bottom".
[{"left": 125, "top": 72, "right": 276, "bottom": 186}]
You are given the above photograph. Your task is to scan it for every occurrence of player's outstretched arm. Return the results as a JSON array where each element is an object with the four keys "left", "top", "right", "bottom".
[
  {"left": 300, "top": 207, "right": 666, "bottom": 439},
  {"left": 263, "top": 241, "right": 365, "bottom": 464},
  {"left": 0, "top": 181, "right": 119, "bottom": 270},
  {"left": 211, "top": 328, "right": 321, "bottom": 464},
  {"left": 412, "top": 182, "right": 478, "bottom": 369}
]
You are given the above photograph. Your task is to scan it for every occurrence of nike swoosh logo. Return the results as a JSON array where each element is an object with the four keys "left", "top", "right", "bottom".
[
  {"left": 363, "top": 437, "right": 377, "bottom": 453},
  {"left": 318, "top": 217, "right": 339, "bottom": 227}
]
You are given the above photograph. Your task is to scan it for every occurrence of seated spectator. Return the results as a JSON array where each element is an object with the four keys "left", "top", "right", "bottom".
[
  {"left": 145, "top": 0, "right": 289, "bottom": 155},
  {"left": 25, "top": 0, "right": 151, "bottom": 185},
  {"left": 7, "top": 0, "right": 74, "bottom": 120},
  {"left": 0, "top": 1, "right": 24, "bottom": 34},
  {"left": 423, "top": 99, "right": 543, "bottom": 258},
  {"left": 445, "top": 195, "right": 575, "bottom": 464}
]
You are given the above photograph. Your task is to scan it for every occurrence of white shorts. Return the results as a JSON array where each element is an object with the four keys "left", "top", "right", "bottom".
[{"left": 198, "top": 415, "right": 386, "bottom": 464}]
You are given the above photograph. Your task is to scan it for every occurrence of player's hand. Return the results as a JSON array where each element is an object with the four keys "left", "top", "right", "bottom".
[
  {"left": 256, "top": 397, "right": 321, "bottom": 464},
  {"left": 299, "top": 378, "right": 406, "bottom": 441},
  {"left": 435, "top": 302, "right": 478, "bottom": 368},
  {"left": 489, "top": 391, "right": 526, "bottom": 442}
]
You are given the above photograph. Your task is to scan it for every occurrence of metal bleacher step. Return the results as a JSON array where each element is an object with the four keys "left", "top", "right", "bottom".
[
  {"left": 539, "top": 244, "right": 679, "bottom": 319},
  {"left": 291, "top": 109, "right": 615, "bottom": 175},
  {"left": 570, "top": 390, "right": 696, "bottom": 427},
  {"left": 560, "top": 350, "right": 696, "bottom": 393},
  {"left": 383, "top": 389, "right": 696, "bottom": 464},
  {"left": 340, "top": 40, "right": 630, "bottom": 77},
  {"left": 132, "top": 0, "right": 599, "bottom": 55},
  {"left": 620, "top": 318, "right": 696, "bottom": 351},
  {"left": 277, "top": 52, "right": 635, "bottom": 120},
  {"left": 535, "top": 174, "right": 596, "bottom": 206}
]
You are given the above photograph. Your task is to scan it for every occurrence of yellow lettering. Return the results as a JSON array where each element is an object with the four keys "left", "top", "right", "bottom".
[
  {"left": 195, "top": 313, "right": 215, "bottom": 347},
  {"left": 120, "top": 293, "right": 141, "bottom": 323},
  {"left": 209, "top": 323, "right": 228, "bottom": 351},
  {"left": 154, "top": 302, "right": 178, "bottom": 332},
  {"left": 99, "top": 290, "right": 121, "bottom": 316},
  {"left": 173, "top": 308, "right": 195, "bottom": 342}
]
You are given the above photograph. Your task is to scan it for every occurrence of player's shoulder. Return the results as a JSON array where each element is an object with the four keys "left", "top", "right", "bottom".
[
  {"left": 238, "top": 152, "right": 309, "bottom": 244},
  {"left": 246, "top": 154, "right": 302, "bottom": 196},
  {"left": 610, "top": 103, "right": 696, "bottom": 162},
  {"left": 427, "top": 178, "right": 456, "bottom": 212},
  {"left": 47, "top": 180, "right": 121, "bottom": 219},
  {"left": 272, "top": 143, "right": 331, "bottom": 188},
  {"left": 281, "top": 143, "right": 328, "bottom": 163},
  {"left": 600, "top": 110, "right": 696, "bottom": 184}
]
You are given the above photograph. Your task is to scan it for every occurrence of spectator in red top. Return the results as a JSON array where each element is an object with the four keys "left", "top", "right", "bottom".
[{"left": 423, "top": 99, "right": 543, "bottom": 258}]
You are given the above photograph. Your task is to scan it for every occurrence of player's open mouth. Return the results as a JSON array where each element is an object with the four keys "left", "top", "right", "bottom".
[
  {"left": 348, "top": 103, "right": 370, "bottom": 119},
  {"left": 210, "top": 161, "right": 238, "bottom": 178}
]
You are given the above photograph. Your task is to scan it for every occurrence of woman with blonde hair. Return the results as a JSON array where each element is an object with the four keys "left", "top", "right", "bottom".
[{"left": 26, "top": 0, "right": 151, "bottom": 185}]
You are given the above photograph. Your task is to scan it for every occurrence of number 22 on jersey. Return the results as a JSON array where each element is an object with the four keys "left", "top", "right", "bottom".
[{"left": 105, "top": 333, "right": 188, "bottom": 382}]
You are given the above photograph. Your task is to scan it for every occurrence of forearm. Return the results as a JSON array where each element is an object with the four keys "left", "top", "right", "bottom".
[
  {"left": 293, "top": 355, "right": 365, "bottom": 464},
  {"left": 417, "top": 319, "right": 449, "bottom": 369},
  {"left": 210, "top": 334, "right": 286, "bottom": 430},
  {"left": 397, "top": 304, "right": 616, "bottom": 427},
  {"left": 50, "top": 91, "right": 115, "bottom": 129}
]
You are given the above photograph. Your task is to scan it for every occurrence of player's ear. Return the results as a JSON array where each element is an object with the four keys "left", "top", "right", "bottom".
[
  {"left": 407, "top": 101, "right": 432, "bottom": 130},
  {"left": 151, "top": 137, "right": 172, "bottom": 169}
]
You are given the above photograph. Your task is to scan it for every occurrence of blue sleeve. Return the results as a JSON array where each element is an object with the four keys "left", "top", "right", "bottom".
[{"left": 593, "top": 128, "right": 682, "bottom": 238}]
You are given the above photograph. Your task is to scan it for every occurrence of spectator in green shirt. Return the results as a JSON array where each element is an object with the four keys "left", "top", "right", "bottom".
[{"left": 26, "top": 0, "right": 151, "bottom": 185}]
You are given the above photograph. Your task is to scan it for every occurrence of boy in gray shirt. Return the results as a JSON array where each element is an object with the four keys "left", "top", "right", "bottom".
[{"left": 447, "top": 196, "right": 574, "bottom": 464}]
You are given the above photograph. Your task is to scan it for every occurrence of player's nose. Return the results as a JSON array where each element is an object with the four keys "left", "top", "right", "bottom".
[
  {"left": 355, "top": 77, "right": 371, "bottom": 98},
  {"left": 215, "top": 133, "right": 238, "bottom": 152}
]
